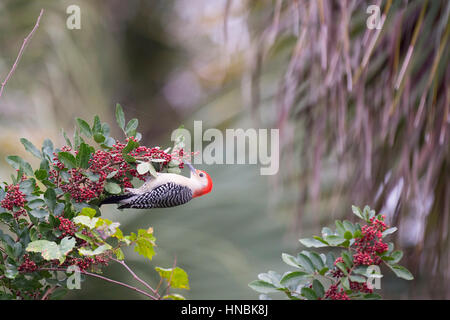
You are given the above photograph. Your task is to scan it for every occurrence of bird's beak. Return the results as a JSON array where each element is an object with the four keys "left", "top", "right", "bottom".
[{"left": 185, "top": 161, "right": 197, "bottom": 174}]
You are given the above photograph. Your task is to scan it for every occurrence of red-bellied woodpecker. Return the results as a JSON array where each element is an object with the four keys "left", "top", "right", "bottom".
[{"left": 100, "top": 162, "right": 212, "bottom": 209}]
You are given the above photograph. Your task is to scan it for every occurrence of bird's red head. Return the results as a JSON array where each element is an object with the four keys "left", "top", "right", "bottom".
[{"left": 193, "top": 170, "right": 213, "bottom": 198}]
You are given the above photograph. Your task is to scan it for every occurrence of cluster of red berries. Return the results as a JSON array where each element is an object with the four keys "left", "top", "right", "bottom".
[
  {"left": 56, "top": 254, "right": 110, "bottom": 271},
  {"left": 49, "top": 138, "right": 181, "bottom": 202},
  {"left": 18, "top": 254, "right": 38, "bottom": 273},
  {"left": 326, "top": 216, "right": 388, "bottom": 299},
  {"left": 57, "top": 216, "right": 77, "bottom": 238},
  {"left": 324, "top": 284, "right": 349, "bottom": 300},
  {"left": 353, "top": 216, "right": 388, "bottom": 266},
  {"left": 1, "top": 183, "right": 28, "bottom": 219}
]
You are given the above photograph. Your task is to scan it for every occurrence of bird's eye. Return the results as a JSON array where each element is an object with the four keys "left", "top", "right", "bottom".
[{"left": 199, "top": 173, "right": 204, "bottom": 177}]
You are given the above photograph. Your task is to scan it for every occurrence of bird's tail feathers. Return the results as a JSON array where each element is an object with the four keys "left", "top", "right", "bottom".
[{"left": 99, "top": 194, "right": 133, "bottom": 206}]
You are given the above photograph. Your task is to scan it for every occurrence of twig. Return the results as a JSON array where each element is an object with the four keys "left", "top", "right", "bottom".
[
  {"left": 0, "top": 9, "right": 44, "bottom": 99},
  {"left": 111, "top": 257, "right": 161, "bottom": 299},
  {"left": 41, "top": 285, "right": 57, "bottom": 300},
  {"left": 39, "top": 267, "right": 158, "bottom": 300}
]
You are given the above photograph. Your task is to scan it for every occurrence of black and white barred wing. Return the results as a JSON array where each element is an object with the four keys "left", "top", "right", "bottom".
[{"left": 118, "top": 182, "right": 193, "bottom": 209}]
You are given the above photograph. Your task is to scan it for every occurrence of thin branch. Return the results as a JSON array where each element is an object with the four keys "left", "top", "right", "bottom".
[
  {"left": 0, "top": 9, "right": 44, "bottom": 99},
  {"left": 111, "top": 257, "right": 160, "bottom": 299},
  {"left": 38, "top": 267, "right": 158, "bottom": 300},
  {"left": 41, "top": 285, "right": 57, "bottom": 300}
]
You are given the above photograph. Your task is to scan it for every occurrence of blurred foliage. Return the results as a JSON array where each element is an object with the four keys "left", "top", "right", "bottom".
[{"left": 0, "top": 0, "right": 449, "bottom": 299}]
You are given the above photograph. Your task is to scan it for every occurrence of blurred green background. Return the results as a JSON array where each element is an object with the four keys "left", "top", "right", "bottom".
[{"left": 0, "top": 0, "right": 448, "bottom": 299}]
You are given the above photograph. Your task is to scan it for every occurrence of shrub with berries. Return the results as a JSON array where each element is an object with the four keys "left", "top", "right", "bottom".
[
  {"left": 249, "top": 205, "right": 413, "bottom": 300},
  {"left": 0, "top": 104, "right": 191, "bottom": 300}
]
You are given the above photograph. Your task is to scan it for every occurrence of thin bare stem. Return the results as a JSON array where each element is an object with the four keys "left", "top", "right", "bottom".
[
  {"left": 39, "top": 267, "right": 158, "bottom": 300},
  {"left": 111, "top": 257, "right": 160, "bottom": 298},
  {"left": 0, "top": 9, "right": 44, "bottom": 99}
]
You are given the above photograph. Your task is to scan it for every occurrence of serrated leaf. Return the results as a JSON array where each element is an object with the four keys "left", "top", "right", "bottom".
[
  {"left": 73, "top": 215, "right": 99, "bottom": 229},
  {"left": 20, "top": 138, "right": 42, "bottom": 159},
  {"left": 155, "top": 267, "right": 190, "bottom": 289},
  {"left": 335, "top": 221, "right": 345, "bottom": 236},
  {"left": 341, "top": 251, "right": 353, "bottom": 269},
  {"left": 62, "top": 129, "right": 73, "bottom": 148},
  {"left": 34, "top": 169, "right": 47, "bottom": 180}
]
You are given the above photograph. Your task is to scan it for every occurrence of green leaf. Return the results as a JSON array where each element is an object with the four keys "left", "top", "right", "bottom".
[
  {"left": 29, "top": 208, "right": 49, "bottom": 219},
  {"left": 136, "top": 162, "right": 150, "bottom": 175},
  {"left": 351, "top": 205, "right": 364, "bottom": 219},
  {"left": 44, "top": 188, "right": 56, "bottom": 212},
  {"left": 341, "top": 276, "right": 350, "bottom": 290},
  {"left": 73, "top": 215, "right": 99, "bottom": 229},
  {"left": 116, "top": 103, "right": 125, "bottom": 130},
  {"left": 343, "top": 220, "right": 355, "bottom": 233},
  {"left": 105, "top": 182, "right": 121, "bottom": 195},
  {"left": 125, "top": 119, "right": 138, "bottom": 137},
  {"left": 26, "top": 238, "right": 75, "bottom": 264},
  {"left": 335, "top": 220, "right": 345, "bottom": 236},
  {"left": 344, "top": 230, "right": 353, "bottom": 240},
  {"left": 20, "top": 138, "right": 42, "bottom": 159},
  {"left": 79, "top": 244, "right": 111, "bottom": 256},
  {"left": 5, "top": 264, "right": 18, "bottom": 279},
  {"left": 114, "top": 248, "right": 125, "bottom": 260},
  {"left": 57, "top": 152, "right": 77, "bottom": 169},
  {"left": 324, "top": 235, "right": 347, "bottom": 246},
  {"left": 34, "top": 169, "right": 48, "bottom": 180},
  {"left": 349, "top": 275, "right": 367, "bottom": 283},
  {"left": 281, "top": 253, "right": 300, "bottom": 268},
  {"left": 92, "top": 115, "right": 102, "bottom": 133},
  {"left": 62, "top": 129, "right": 73, "bottom": 148},
  {"left": 336, "top": 262, "right": 348, "bottom": 275},
  {"left": 41, "top": 139, "right": 54, "bottom": 160},
  {"left": 80, "top": 207, "right": 97, "bottom": 218},
  {"left": 76, "top": 118, "right": 92, "bottom": 138},
  {"left": 312, "top": 279, "right": 325, "bottom": 298},
  {"left": 279, "top": 271, "right": 309, "bottom": 286},
  {"left": 76, "top": 143, "right": 92, "bottom": 169},
  {"left": 382, "top": 227, "right": 398, "bottom": 237},
  {"left": 299, "top": 237, "right": 328, "bottom": 248},
  {"left": 155, "top": 267, "right": 190, "bottom": 289},
  {"left": 389, "top": 250, "right": 404, "bottom": 264},
  {"left": 341, "top": 251, "right": 353, "bottom": 268},
  {"left": 133, "top": 229, "right": 156, "bottom": 260},
  {"left": 387, "top": 264, "right": 414, "bottom": 280},
  {"left": 248, "top": 280, "right": 278, "bottom": 294},
  {"left": 297, "top": 253, "right": 315, "bottom": 273},
  {"left": 301, "top": 287, "right": 317, "bottom": 300},
  {"left": 309, "top": 252, "right": 325, "bottom": 270}
]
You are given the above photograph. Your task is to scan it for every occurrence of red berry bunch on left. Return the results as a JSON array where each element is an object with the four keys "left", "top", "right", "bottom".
[
  {"left": 1, "top": 183, "right": 28, "bottom": 219},
  {"left": 18, "top": 254, "right": 38, "bottom": 273},
  {"left": 57, "top": 216, "right": 77, "bottom": 238}
]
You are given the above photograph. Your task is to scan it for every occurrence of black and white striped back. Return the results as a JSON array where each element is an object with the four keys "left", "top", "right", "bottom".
[{"left": 118, "top": 182, "right": 193, "bottom": 209}]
